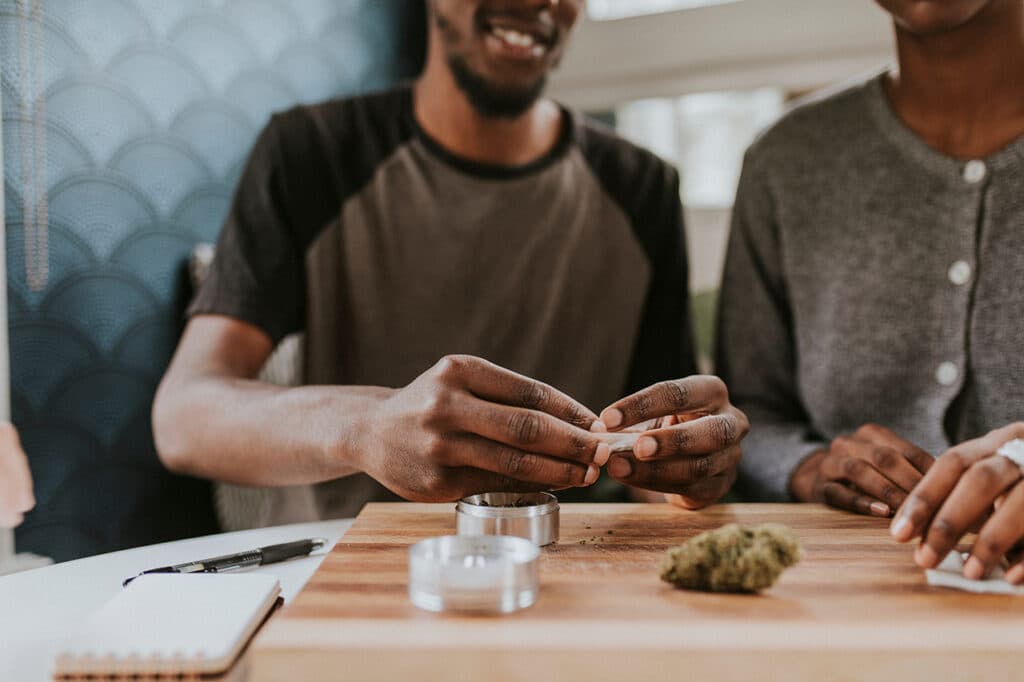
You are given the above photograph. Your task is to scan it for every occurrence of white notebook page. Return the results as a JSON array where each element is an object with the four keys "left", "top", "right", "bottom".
[{"left": 54, "top": 573, "right": 281, "bottom": 677}]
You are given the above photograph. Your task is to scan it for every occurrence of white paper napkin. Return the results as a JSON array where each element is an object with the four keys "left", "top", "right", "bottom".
[{"left": 925, "top": 552, "right": 1024, "bottom": 595}]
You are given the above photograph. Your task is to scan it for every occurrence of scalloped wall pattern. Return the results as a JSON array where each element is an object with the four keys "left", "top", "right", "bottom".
[{"left": 2, "top": 0, "right": 425, "bottom": 561}]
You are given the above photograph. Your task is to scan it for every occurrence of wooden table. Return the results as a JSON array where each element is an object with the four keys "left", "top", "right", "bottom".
[{"left": 250, "top": 503, "right": 1024, "bottom": 681}]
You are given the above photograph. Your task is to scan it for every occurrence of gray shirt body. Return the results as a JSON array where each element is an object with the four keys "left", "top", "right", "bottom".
[
  {"left": 192, "top": 87, "right": 693, "bottom": 517},
  {"left": 718, "top": 74, "right": 1024, "bottom": 501}
]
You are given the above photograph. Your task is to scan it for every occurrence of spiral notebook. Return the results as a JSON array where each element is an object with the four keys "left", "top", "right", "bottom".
[{"left": 54, "top": 573, "right": 282, "bottom": 679}]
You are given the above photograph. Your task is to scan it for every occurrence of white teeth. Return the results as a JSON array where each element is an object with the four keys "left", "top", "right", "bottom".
[{"left": 491, "top": 26, "right": 538, "bottom": 49}]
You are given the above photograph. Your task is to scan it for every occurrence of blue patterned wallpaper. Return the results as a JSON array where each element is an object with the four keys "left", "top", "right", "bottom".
[{"left": 1, "top": 0, "right": 425, "bottom": 561}]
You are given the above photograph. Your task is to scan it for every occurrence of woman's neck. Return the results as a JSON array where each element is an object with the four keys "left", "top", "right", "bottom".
[{"left": 886, "top": 1, "right": 1024, "bottom": 159}]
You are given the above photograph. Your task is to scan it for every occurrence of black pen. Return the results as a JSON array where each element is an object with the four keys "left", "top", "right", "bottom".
[{"left": 122, "top": 537, "right": 328, "bottom": 587}]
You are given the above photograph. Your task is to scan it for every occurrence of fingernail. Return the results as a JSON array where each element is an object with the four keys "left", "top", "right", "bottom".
[
  {"left": 608, "top": 456, "right": 632, "bottom": 478},
  {"left": 601, "top": 408, "right": 623, "bottom": 429},
  {"left": 869, "top": 501, "right": 890, "bottom": 517},
  {"left": 964, "top": 556, "right": 985, "bottom": 580},
  {"left": 890, "top": 516, "right": 911, "bottom": 541},
  {"left": 635, "top": 436, "right": 658, "bottom": 460},
  {"left": 1005, "top": 564, "right": 1024, "bottom": 585},
  {"left": 915, "top": 544, "right": 939, "bottom": 568},
  {"left": 594, "top": 442, "right": 611, "bottom": 467},
  {"left": 590, "top": 420, "right": 608, "bottom": 433},
  {"left": 584, "top": 465, "right": 600, "bottom": 486}
]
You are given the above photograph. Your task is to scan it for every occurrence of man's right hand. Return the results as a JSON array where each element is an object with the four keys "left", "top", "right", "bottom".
[
  {"left": 789, "top": 424, "right": 933, "bottom": 517},
  {"left": 0, "top": 422, "right": 35, "bottom": 528},
  {"left": 355, "top": 355, "right": 610, "bottom": 501}
]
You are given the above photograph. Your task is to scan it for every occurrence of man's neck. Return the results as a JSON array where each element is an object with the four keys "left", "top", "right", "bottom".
[
  {"left": 886, "top": 0, "right": 1024, "bottom": 159},
  {"left": 413, "top": 46, "right": 564, "bottom": 168}
]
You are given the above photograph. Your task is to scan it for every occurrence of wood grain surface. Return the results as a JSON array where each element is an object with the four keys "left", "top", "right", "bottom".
[{"left": 250, "top": 503, "right": 1024, "bottom": 682}]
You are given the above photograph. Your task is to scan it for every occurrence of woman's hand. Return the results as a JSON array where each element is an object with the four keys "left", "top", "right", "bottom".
[
  {"left": 0, "top": 422, "right": 34, "bottom": 528},
  {"left": 790, "top": 424, "right": 933, "bottom": 517},
  {"left": 890, "top": 423, "right": 1024, "bottom": 584}
]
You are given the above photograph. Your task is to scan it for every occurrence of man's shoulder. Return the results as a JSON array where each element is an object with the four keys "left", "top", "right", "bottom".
[
  {"left": 302, "top": 85, "right": 413, "bottom": 129},
  {"left": 252, "top": 85, "right": 416, "bottom": 211},
  {"left": 746, "top": 74, "right": 879, "bottom": 167},
  {"left": 571, "top": 112, "right": 681, "bottom": 254},
  {"left": 264, "top": 85, "right": 415, "bottom": 161},
  {"left": 573, "top": 112, "right": 679, "bottom": 207},
  {"left": 576, "top": 114, "right": 677, "bottom": 180}
]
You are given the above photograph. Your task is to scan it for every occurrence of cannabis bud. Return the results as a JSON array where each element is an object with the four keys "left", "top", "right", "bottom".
[{"left": 659, "top": 523, "right": 802, "bottom": 593}]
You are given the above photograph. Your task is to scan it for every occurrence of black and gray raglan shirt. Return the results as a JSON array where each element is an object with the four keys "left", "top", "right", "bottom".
[{"left": 191, "top": 86, "right": 695, "bottom": 516}]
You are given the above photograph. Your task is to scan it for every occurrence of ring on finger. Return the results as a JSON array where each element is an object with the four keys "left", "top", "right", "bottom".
[{"left": 996, "top": 439, "right": 1024, "bottom": 470}]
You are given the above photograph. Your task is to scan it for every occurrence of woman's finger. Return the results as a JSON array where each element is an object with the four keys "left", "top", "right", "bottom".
[
  {"left": 965, "top": 479, "right": 1024, "bottom": 579},
  {"left": 890, "top": 437, "right": 1000, "bottom": 543},
  {"left": 1006, "top": 558, "right": 1024, "bottom": 585},
  {"left": 819, "top": 452, "right": 900, "bottom": 514},
  {"left": 915, "top": 455, "right": 1020, "bottom": 569},
  {"left": 822, "top": 481, "right": 890, "bottom": 517},
  {"left": 838, "top": 436, "right": 924, "bottom": 496},
  {"left": 851, "top": 423, "right": 935, "bottom": 475}
]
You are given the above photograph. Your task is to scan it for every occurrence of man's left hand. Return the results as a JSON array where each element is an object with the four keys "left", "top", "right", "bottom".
[
  {"left": 595, "top": 376, "right": 748, "bottom": 509},
  {"left": 891, "top": 422, "right": 1024, "bottom": 584}
]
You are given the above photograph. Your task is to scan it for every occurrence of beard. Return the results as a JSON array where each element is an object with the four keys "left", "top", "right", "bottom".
[
  {"left": 447, "top": 53, "right": 548, "bottom": 119},
  {"left": 432, "top": 7, "right": 550, "bottom": 119}
]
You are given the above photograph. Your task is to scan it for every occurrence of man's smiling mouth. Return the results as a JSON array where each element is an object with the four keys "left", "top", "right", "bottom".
[{"left": 481, "top": 15, "right": 557, "bottom": 59}]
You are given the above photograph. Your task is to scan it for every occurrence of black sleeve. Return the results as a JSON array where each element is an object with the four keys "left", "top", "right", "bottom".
[
  {"left": 621, "top": 163, "right": 697, "bottom": 394},
  {"left": 579, "top": 121, "right": 697, "bottom": 395},
  {"left": 188, "top": 113, "right": 306, "bottom": 344},
  {"left": 188, "top": 91, "right": 416, "bottom": 344}
]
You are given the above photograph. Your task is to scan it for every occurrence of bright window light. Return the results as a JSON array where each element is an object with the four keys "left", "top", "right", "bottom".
[
  {"left": 587, "top": 0, "right": 742, "bottom": 21},
  {"left": 614, "top": 89, "right": 785, "bottom": 209}
]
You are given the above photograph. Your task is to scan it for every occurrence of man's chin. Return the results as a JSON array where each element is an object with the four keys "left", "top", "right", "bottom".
[{"left": 449, "top": 56, "right": 547, "bottom": 119}]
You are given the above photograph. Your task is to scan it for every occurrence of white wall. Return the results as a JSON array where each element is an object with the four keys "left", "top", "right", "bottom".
[
  {"left": 550, "top": 1, "right": 897, "bottom": 295},
  {"left": 550, "top": 0, "right": 895, "bottom": 110}
]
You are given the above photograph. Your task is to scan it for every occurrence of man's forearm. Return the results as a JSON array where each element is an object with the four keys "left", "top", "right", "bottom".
[{"left": 153, "top": 375, "right": 391, "bottom": 486}]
